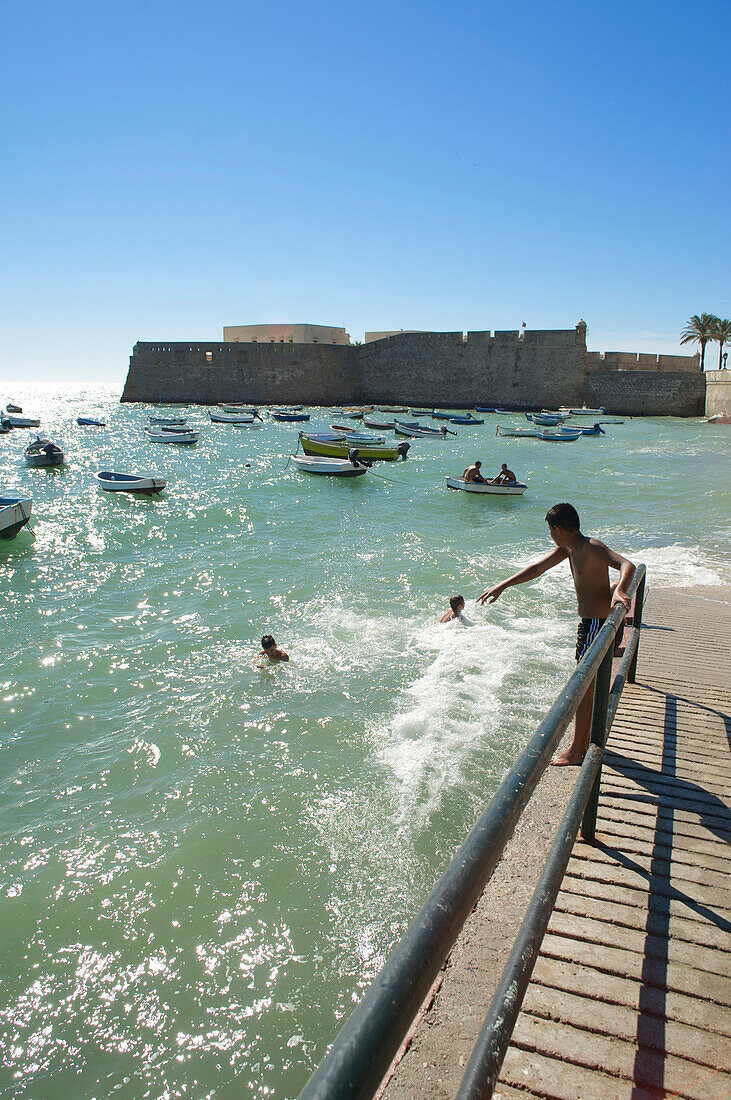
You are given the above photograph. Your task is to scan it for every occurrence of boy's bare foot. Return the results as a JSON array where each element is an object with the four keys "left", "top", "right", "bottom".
[{"left": 550, "top": 748, "right": 585, "bottom": 766}]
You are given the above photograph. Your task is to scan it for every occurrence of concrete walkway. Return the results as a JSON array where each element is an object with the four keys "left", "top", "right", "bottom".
[{"left": 383, "top": 586, "right": 731, "bottom": 1099}]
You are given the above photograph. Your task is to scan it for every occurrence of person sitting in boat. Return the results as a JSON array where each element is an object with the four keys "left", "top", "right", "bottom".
[
  {"left": 462, "top": 461, "right": 487, "bottom": 484},
  {"left": 261, "top": 635, "right": 289, "bottom": 662},
  {"left": 439, "top": 595, "right": 465, "bottom": 623},
  {"left": 491, "top": 463, "right": 517, "bottom": 485}
]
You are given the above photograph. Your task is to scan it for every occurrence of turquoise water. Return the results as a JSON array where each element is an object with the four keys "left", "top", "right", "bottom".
[{"left": 1, "top": 385, "right": 729, "bottom": 1100}]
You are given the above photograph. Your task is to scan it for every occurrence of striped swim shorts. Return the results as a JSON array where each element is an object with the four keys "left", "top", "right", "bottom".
[{"left": 576, "top": 617, "right": 606, "bottom": 662}]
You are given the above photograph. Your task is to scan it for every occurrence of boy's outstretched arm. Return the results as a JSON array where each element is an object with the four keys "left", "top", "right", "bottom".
[{"left": 478, "top": 547, "right": 569, "bottom": 605}]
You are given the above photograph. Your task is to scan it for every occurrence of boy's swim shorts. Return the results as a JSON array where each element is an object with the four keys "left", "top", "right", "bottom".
[{"left": 576, "top": 617, "right": 606, "bottom": 662}]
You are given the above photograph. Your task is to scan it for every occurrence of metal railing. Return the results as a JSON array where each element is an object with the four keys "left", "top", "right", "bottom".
[{"left": 300, "top": 565, "right": 646, "bottom": 1100}]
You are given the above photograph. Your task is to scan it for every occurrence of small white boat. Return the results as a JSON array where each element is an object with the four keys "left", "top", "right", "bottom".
[
  {"left": 25, "top": 437, "right": 65, "bottom": 467},
  {"left": 446, "top": 477, "right": 527, "bottom": 495},
  {"left": 394, "top": 420, "right": 447, "bottom": 438},
  {"left": 219, "top": 404, "right": 259, "bottom": 415},
  {"left": 209, "top": 410, "right": 263, "bottom": 425},
  {"left": 150, "top": 415, "right": 186, "bottom": 426},
  {"left": 329, "top": 427, "right": 387, "bottom": 444},
  {"left": 496, "top": 425, "right": 539, "bottom": 438},
  {"left": 5, "top": 416, "right": 40, "bottom": 428},
  {"left": 145, "top": 427, "right": 199, "bottom": 444},
  {"left": 291, "top": 454, "right": 368, "bottom": 477},
  {"left": 362, "top": 416, "right": 395, "bottom": 430},
  {"left": 96, "top": 471, "right": 166, "bottom": 494},
  {"left": 558, "top": 406, "right": 606, "bottom": 416},
  {"left": 0, "top": 496, "right": 33, "bottom": 538},
  {"left": 332, "top": 408, "right": 366, "bottom": 419},
  {"left": 536, "top": 429, "right": 581, "bottom": 442}
]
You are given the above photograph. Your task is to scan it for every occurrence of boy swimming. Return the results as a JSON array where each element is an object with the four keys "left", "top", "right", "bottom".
[
  {"left": 440, "top": 595, "right": 466, "bottom": 622},
  {"left": 478, "top": 503, "right": 635, "bottom": 765},
  {"left": 260, "top": 635, "right": 289, "bottom": 662}
]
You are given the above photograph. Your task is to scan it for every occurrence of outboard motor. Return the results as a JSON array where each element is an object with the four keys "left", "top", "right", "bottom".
[
  {"left": 348, "top": 447, "right": 360, "bottom": 467},
  {"left": 397, "top": 441, "right": 410, "bottom": 461}
]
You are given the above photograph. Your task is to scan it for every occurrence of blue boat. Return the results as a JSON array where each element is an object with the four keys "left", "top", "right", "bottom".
[
  {"left": 475, "top": 406, "right": 496, "bottom": 413},
  {"left": 77, "top": 416, "right": 106, "bottom": 427},
  {"left": 271, "top": 411, "right": 310, "bottom": 422},
  {"left": 449, "top": 414, "right": 484, "bottom": 425}
]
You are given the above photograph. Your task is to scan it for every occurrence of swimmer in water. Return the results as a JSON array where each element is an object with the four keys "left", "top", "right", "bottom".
[
  {"left": 440, "top": 595, "right": 465, "bottom": 622},
  {"left": 260, "top": 635, "right": 289, "bottom": 662}
]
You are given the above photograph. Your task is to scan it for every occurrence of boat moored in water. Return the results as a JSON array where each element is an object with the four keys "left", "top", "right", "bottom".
[
  {"left": 96, "top": 472, "right": 167, "bottom": 494},
  {"left": 526, "top": 413, "right": 565, "bottom": 426},
  {"left": 6, "top": 416, "right": 40, "bottom": 428},
  {"left": 5, "top": 403, "right": 22, "bottom": 414},
  {"left": 271, "top": 411, "right": 310, "bottom": 422},
  {"left": 496, "top": 425, "right": 539, "bottom": 437},
  {"left": 536, "top": 429, "right": 581, "bottom": 442},
  {"left": 558, "top": 406, "right": 606, "bottom": 416},
  {"left": 394, "top": 420, "right": 447, "bottom": 438},
  {"left": 446, "top": 477, "right": 527, "bottom": 495},
  {"left": 300, "top": 434, "right": 407, "bottom": 461},
  {"left": 25, "top": 438, "right": 65, "bottom": 467},
  {"left": 145, "top": 427, "right": 199, "bottom": 443},
  {"left": 362, "top": 416, "right": 395, "bottom": 430},
  {"left": 77, "top": 417, "right": 106, "bottom": 427},
  {"left": 150, "top": 415, "right": 186, "bottom": 426},
  {"left": 0, "top": 496, "right": 33, "bottom": 538},
  {"left": 209, "top": 410, "right": 263, "bottom": 425},
  {"left": 290, "top": 454, "right": 368, "bottom": 477}
]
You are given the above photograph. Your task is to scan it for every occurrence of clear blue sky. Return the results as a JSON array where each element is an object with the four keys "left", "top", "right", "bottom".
[{"left": 1, "top": 0, "right": 729, "bottom": 385}]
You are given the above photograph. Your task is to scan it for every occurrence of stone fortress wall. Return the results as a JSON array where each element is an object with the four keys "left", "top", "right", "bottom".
[{"left": 121, "top": 324, "right": 706, "bottom": 416}]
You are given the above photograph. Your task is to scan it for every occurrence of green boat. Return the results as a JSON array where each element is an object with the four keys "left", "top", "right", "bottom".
[{"left": 299, "top": 434, "right": 404, "bottom": 461}]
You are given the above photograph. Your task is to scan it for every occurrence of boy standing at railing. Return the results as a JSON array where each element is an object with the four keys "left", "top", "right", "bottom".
[{"left": 478, "top": 502, "right": 635, "bottom": 766}]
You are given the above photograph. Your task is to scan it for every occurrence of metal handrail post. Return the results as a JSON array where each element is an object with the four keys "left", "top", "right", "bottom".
[
  {"left": 627, "top": 571, "right": 646, "bottom": 683},
  {"left": 580, "top": 640, "right": 615, "bottom": 842}
]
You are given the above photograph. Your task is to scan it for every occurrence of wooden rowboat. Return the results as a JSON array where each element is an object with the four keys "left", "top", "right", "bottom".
[
  {"left": 25, "top": 437, "right": 65, "bottom": 467},
  {"left": 300, "top": 434, "right": 406, "bottom": 461},
  {"left": 145, "top": 427, "right": 199, "bottom": 443},
  {"left": 0, "top": 496, "right": 33, "bottom": 538},
  {"left": 290, "top": 454, "right": 368, "bottom": 477},
  {"left": 446, "top": 477, "right": 527, "bottom": 495},
  {"left": 96, "top": 472, "right": 167, "bottom": 494}
]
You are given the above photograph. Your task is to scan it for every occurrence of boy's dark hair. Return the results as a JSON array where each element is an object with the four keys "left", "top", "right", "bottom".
[
  {"left": 474, "top": 460, "right": 482, "bottom": 467},
  {"left": 545, "top": 503, "right": 580, "bottom": 531},
  {"left": 261, "top": 635, "right": 275, "bottom": 650},
  {"left": 450, "top": 595, "right": 465, "bottom": 612}
]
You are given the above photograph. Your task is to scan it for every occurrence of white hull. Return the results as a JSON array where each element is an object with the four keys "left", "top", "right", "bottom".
[
  {"left": 446, "top": 477, "right": 526, "bottom": 495},
  {"left": 145, "top": 428, "right": 199, "bottom": 443},
  {"left": 6, "top": 416, "right": 40, "bottom": 428},
  {"left": 219, "top": 405, "right": 259, "bottom": 415},
  {"left": 96, "top": 472, "right": 167, "bottom": 493},
  {"left": 210, "top": 411, "right": 263, "bottom": 425},
  {"left": 291, "top": 454, "right": 367, "bottom": 476},
  {"left": 0, "top": 496, "right": 33, "bottom": 538}
]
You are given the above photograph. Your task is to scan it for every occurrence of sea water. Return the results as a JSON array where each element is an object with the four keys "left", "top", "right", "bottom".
[{"left": 0, "top": 385, "right": 729, "bottom": 1099}]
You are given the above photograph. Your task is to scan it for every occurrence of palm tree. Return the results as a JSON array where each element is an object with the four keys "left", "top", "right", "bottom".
[
  {"left": 680, "top": 313, "right": 717, "bottom": 371},
  {"left": 710, "top": 316, "right": 731, "bottom": 369}
]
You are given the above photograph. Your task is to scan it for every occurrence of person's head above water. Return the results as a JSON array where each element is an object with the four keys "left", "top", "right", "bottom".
[
  {"left": 261, "top": 635, "right": 276, "bottom": 651},
  {"left": 545, "top": 503, "right": 581, "bottom": 545},
  {"left": 450, "top": 595, "right": 465, "bottom": 613}
]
